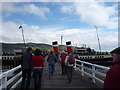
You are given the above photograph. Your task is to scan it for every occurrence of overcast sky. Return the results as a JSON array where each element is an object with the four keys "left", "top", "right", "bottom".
[{"left": 1, "top": 0, "right": 119, "bottom": 51}]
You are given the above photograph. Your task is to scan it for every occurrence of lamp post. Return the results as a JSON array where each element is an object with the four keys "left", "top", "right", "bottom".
[{"left": 19, "top": 26, "right": 26, "bottom": 48}]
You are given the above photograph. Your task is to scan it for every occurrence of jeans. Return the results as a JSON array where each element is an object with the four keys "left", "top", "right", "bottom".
[
  {"left": 48, "top": 64, "right": 55, "bottom": 77},
  {"left": 61, "top": 64, "right": 66, "bottom": 75},
  {"left": 33, "top": 68, "right": 43, "bottom": 90},
  {"left": 66, "top": 66, "right": 73, "bottom": 82},
  {"left": 21, "top": 68, "right": 31, "bottom": 89}
]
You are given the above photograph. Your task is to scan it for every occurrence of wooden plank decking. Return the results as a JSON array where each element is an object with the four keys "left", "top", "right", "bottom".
[{"left": 16, "top": 56, "right": 99, "bottom": 89}]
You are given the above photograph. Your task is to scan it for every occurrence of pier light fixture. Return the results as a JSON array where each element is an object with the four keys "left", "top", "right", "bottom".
[{"left": 19, "top": 25, "right": 26, "bottom": 48}]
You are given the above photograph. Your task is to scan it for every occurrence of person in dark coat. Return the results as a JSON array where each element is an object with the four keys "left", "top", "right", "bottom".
[
  {"left": 21, "top": 47, "right": 32, "bottom": 89},
  {"left": 104, "top": 47, "right": 120, "bottom": 89}
]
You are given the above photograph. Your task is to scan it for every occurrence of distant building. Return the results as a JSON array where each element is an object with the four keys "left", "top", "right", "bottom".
[{"left": 13, "top": 50, "right": 23, "bottom": 55}]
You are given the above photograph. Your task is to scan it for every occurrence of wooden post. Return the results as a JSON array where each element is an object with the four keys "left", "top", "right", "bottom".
[
  {"left": 81, "top": 62, "right": 84, "bottom": 76},
  {"left": 74, "top": 59, "right": 77, "bottom": 71},
  {"left": 92, "top": 65, "right": 95, "bottom": 84}
]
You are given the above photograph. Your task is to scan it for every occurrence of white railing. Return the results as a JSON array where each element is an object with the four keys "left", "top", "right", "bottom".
[
  {"left": 0, "top": 59, "right": 110, "bottom": 89},
  {"left": 74, "top": 59, "right": 110, "bottom": 85},
  {"left": 1, "top": 56, "right": 15, "bottom": 60},
  {"left": 0, "top": 65, "right": 22, "bottom": 90},
  {"left": 77, "top": 54, "right": 112, "bottom": 59}
]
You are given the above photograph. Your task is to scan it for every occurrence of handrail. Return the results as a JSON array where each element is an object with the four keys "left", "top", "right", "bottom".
[
  {"left": 0, "top": 65, "right": 21, "bottom": 79},
  {"left": 0, "top": 59, "right": 110, "bottom": 89},
  {"left": 74, "top": 59, "right": 110, "bottom": 85},
  {"left": 77, "top": 54, "right": 112, "bottom": 59},
  {"left": 1, "top": 56, "right": 15, "bottom": 60},
  {"left": 0, "top": 65, "right": 21, "bottom": 89},
  {"left": 76, "top": 60, "right": 110, "bottom": 70}
]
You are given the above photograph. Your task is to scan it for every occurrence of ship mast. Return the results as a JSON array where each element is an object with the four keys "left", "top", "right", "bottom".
[{"left": 94, "top": 25, "right": 101, "bottom": 52}]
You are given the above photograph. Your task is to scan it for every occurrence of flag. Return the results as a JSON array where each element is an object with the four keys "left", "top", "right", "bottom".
[{"left": 19, "top": 26, "right": 22, "bottom": 29}]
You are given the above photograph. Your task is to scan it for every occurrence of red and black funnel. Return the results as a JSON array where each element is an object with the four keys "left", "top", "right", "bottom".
[
  {"left": 52, "top": 41, "right": 59, "bottom": 54},
  {"left": 66, "top": 41, "right": 73, "bottom": 52}
]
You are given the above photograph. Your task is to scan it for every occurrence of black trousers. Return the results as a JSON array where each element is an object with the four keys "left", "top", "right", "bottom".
[
  {"left": 61, "top": 64, "right": 66, "bottom": 75},
  {"left": 66, "top": 66, "right": 73, "bottom": 82},
  {"left": 33, "top": 68, "right": 43, "bottom": 90},
  {"left": 21, "top": 68, "right": 31, "bottom": 89}
]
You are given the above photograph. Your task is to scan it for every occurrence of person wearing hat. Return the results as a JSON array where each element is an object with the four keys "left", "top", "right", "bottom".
[{"left": 104, "top": 47, "right": 120, "bottom": 89}]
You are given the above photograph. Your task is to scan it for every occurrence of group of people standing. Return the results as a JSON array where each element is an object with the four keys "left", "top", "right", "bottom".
[
  {"left": 47, "top": 50, "right": 75, "bottom": 82},
  {"left": 21, "top": 47, "right": 75, "bottom": 90},
  {"left": 20, "top": 46, "right": 120, "bottom": 89},
  {"left": 21, "top": 47, "right": 44, "bottom": 90}
]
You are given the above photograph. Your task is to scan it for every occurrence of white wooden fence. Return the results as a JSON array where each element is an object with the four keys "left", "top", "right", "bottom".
[
  {"left": 74, "top": 59, "right": 110, "bottom": 84},
  {"left": 1, "top": 56, "right": 15, "bottom": 60},
  {"left": 77, "top": 55, "right": 112, "bottom": 59},
  {"left": 0, "top": 59, "right": 110, "bottom": 89},
  {"left": 0, "top": 65, "right": 21, "bottom": 90}
]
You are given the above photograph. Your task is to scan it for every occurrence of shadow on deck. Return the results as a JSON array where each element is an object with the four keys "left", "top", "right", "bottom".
[{"left": 16, "top": 56, "right": 99, "bottom": 89}]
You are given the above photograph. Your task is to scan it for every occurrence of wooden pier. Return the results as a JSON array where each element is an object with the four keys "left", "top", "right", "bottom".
[{"left": 16, "top": 56, "right": 98, "bottom": 89}]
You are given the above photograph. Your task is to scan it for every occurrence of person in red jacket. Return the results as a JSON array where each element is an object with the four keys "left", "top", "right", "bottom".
[
  {"left": 60, "top": 51, "right": 67, "bottom": 75},
  {"left": 32, "top": 49, "right": 44, "bottom": 90},
  {"left": 104, "top": 47, "right": 120, "bottom": 89}
]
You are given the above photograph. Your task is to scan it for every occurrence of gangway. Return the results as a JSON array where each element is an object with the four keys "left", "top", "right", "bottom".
[{"left": 0, "top": 58, "right": 110, "bottom": 89}]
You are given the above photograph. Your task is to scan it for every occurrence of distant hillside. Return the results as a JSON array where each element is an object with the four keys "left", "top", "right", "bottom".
[{"left": 2, "top": 43, "right": 53, "bottom": 52}]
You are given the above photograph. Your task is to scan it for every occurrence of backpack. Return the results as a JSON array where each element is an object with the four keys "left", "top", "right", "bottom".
[{"left": 67, "top": 55, "right": 75, "bottom": 64}]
